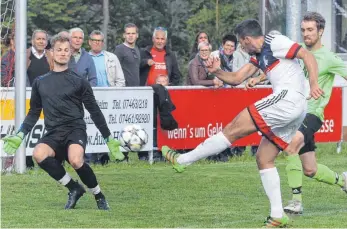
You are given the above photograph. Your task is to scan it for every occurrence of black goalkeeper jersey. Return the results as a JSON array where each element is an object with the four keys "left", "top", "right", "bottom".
[{"left": 19, "top": 69, "right": 111, "bottom": 138}]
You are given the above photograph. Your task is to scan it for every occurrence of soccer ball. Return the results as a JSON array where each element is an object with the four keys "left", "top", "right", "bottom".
[{"left": 119, "top": 124, "right": 148, "bottom": 152}]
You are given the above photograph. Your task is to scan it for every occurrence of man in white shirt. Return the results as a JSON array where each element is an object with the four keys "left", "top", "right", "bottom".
[
  {"left": 26, "top": 29, "right": 53, "bottom": 86},
  {"left": 26, "top": 29, "right": 53, "bottom": 169}
]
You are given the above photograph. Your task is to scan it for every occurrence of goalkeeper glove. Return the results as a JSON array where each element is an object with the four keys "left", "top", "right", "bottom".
[
  {"left": 105, "top": 136, "right": 125, "bottom": 161},
  {"left": 2, "top": 132, "right": 25, "bottom": 155}
]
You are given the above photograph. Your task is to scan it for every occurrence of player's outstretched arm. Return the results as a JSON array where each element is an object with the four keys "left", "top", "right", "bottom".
[
  {"left": 296, "top": 48, "right": 324, "bottom": 100},
  {"left": 2, "top": 81, "right": 42, "bottom": 155},
  {"left": 81, "top": 80, "right": 125, "bottom": 161},
  {"left": 206, "top": 57, "right": 258, "bottom": 86}
]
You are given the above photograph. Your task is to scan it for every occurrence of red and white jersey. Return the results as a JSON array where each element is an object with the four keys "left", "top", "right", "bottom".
[{"left": 250, "top": 34, "right": 308, "bottom": 95}]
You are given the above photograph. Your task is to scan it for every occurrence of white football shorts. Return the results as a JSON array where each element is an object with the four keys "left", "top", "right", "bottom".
[{"left": 248, "top": 89, "right": 307, "bottom": 150}]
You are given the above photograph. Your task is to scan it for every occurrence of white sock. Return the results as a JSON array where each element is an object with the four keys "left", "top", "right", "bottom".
[
  {"left": 260, "top": 167, "right": 283, "bottom": 218},
  {"left": 177, "top": 132, "right": 231, "bottom": 165},
  {"left": 58, "top": 173, "right": 72, "bottom": 186},
  {"left": 89, "top": 185, "right": 101, "bottom": 195}
]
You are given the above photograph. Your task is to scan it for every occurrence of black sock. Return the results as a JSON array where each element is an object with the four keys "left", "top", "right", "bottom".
[
  {"left": 38, "top": 157, "right": 66, "bottom": 181},
  {"left": 75, "top": 163, "right": 98, "bottom": 189},
  {"left": 95, "top": 192, "right": 105, "bottom": 200},
  {"left": 65, "top": 179, "right": 79, "bottom": 191}
]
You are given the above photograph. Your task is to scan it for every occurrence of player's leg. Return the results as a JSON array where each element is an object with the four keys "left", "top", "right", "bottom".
[
  {"left": 66, "top": 129, "right": 110, "bottom": 210},
  {"left": 300, "top": 151, "right": 346, "bottom": 189},
  {"left": 298, "top": 115, "right": 347, "bottom": 190},
  {"left": 284, "top": 113, "right": 320, "bottom": 214},
  {"left": 162, "top": 108, "right": 257, "bottom": 172},
  {"left": 251, "top": 90, "right": 305, "bottom": 225},
  {"left": 33, "top": 140, "right": 84, "bottom": 209},
  {"left": 283, "top": 129, "right": 305, "bottom": 214},
  {"left": 256, "top": 137, "right": 289, "bottom": 228},
  {"left": 284, "top": 113, "right": 347, "bottom": 214}
]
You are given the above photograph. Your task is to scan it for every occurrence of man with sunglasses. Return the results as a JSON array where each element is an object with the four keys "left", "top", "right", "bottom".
[
  {"left": 89, "top": 30, "right": 125, "bottom": 87},
  {"left": 139, "top": 27, "right": 182, "bottom": 86},
  {"left": 114, "top": 23, "right": 141, "bottom": 87}
]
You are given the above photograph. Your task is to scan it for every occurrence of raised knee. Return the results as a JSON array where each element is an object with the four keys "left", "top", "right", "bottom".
[
  {"left": 222, "top": 122, "right": 243, "bottom": 143},
  {"left": 286, "top": 135, "right": 305, "bottom": 155},
  {"left": 256, "top": 154, "right": 273, "bottom": 169},
  {"left": 303, "top": 167, "right": 317, "bottom": 177},
  {"left": 33, "top": 146, "right": 50, "bottom": 163},
  {"left": 69, "top": 157, "right": 83, "bottom": 169}
]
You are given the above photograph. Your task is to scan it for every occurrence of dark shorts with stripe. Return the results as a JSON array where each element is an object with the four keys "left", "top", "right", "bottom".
[
  {"left": 37, "top": 127, "right": 87, "bottom": 163},
  {"left": 298, "top": 113, "right": 322, "bottom": 155}
]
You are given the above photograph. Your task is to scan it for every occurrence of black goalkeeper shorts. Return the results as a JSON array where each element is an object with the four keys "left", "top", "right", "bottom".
[
  {"left": 37, "top": 128, "right": 87, "bottom": 163},
  {"left": 298, "top": 113, "right": 322, "bottom": 155}
]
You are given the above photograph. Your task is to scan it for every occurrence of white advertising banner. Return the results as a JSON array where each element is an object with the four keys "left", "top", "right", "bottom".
[{"left": 0, "top": 87, "right": 154, "bottom": 156}]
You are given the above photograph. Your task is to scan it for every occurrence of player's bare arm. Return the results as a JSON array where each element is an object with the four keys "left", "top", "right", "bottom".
[
  {"left": 296, "top": 48, "right": 324, "bottom": 99},
  {"left": 245, "top": 73, "right": 267, "bottom": 89},
  {"left": 206, "top": 57, "right": 258, "bottom": 86}
]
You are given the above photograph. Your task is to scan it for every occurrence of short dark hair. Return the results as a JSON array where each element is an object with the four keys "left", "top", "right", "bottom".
[
  {"left": 191, "top": 32, "right": 210, "bottom": 55},
  {"left": 50, "top": 34, "right": 70, "bottom": 48},
  {"left": 89, "top": 30, "right": 104, "bottom": 39},
  {"left": 234, "top": 19, "right": 263, "bottom": 39},
  {"left": 302, "top": 11, "right": 325, "bottom": 31},
  {"left": 222, "top": 34, "right": 237, "bottom": 46},
  {"left": 124, "top": 23, "right": 138, "bottom": 33}
]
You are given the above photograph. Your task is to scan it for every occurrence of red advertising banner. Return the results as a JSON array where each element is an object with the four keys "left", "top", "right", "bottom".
[{"left": 157, "top": 87, "right": 342, "bottom": 149}]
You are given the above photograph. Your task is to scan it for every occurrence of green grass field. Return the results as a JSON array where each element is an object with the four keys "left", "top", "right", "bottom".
[{"left": 1, "top": 143, "right": 347, "bottom": 228}]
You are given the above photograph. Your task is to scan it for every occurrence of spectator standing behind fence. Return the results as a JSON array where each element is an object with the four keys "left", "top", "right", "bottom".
[
  {"left": 209, "top": 34, "right": 240, "bottom": 161},
  {"left": 211, "top": 34, "right": 237, "bottom": 87},
  {"left": 140, "top": 27, "right": 182, "bottom": 86},
  {"left": 68, "top": 27, "right": 97, "bottom": 86},
  {"left": 88, "top": 30, "right": 125, "bottom": 165},
  {"left": 26, "top": 30, "right": 53, "bottom": 86},
  {"left": 114, "top": 23, "right": 141, "bottom": 87},
  {"left": 25, "top": 29, "right": 54, "bottom": 168},
  {"left": 190, "top": 32, "right": 210, "bottom": 60},
  {"left": 114, "top": 23, "right": 141, "bottom": 161},
  {"left": 89, "top": 30, "right": 125, "bottom": 87},
  {"left": 1, "top": 31, "right": 15, "bottom": 87},
  {"left": 187, "top": 42, "right": 222, "bottom": 87}
]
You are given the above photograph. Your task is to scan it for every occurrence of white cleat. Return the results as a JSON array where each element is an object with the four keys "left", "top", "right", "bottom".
[
  {"left": 284, "top": 200, "right": 303, "bottom": 215},
  {"left": 342, "top": 172, "right": 347, "bottom": 193}
]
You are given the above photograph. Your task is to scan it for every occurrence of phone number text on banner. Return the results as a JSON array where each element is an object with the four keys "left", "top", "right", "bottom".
[{"left": 0, "top": 87, "right": 154, "bottom": 156}]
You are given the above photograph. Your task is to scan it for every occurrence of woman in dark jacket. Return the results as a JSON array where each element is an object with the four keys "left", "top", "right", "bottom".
[
  {"left": 189, "top": 32, "right": 210, "bottom": 61},
  {"left": 187, "top": 41, "right": 221, "bottom": 87}
]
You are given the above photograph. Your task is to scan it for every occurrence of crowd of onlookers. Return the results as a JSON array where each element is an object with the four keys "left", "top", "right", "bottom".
[{"left": 1, "top": 23, "right": 268, "bottom": 167}]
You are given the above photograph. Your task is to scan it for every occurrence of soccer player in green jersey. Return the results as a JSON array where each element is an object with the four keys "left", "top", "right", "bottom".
[
  {"left": 248, "top": 12, "right": 347, "bottom": 215},
  {"left": 283, "top": 12, "right": 347, "bottom": 215}
]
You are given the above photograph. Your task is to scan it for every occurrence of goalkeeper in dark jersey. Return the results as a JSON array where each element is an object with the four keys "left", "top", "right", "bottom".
[{"left": 2, "top": 34, "right": 124, "bottom": 210}]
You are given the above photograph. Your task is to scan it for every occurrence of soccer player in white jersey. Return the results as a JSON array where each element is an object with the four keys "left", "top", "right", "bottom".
[
  {"left": 161, "top": 19, "right": 323, "bottom": 228},
  {"left": 247, "top": 12, "right": 347, "bottom": 215}
]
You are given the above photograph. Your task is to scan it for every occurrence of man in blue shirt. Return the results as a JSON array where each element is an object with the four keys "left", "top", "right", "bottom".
[
  {"left": 88, "top": 30, "right": 125, "bottom": 164},
  {"left": 68, "top": 27, "right": 97, "bottom": 86},
  {"left": 88, "top": 30, "right": 125, "bottom": 87}
]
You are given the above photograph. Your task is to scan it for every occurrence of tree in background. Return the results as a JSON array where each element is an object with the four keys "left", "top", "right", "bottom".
[{"left": 23, "top": 0, "right": 259, "bottom": 84}]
